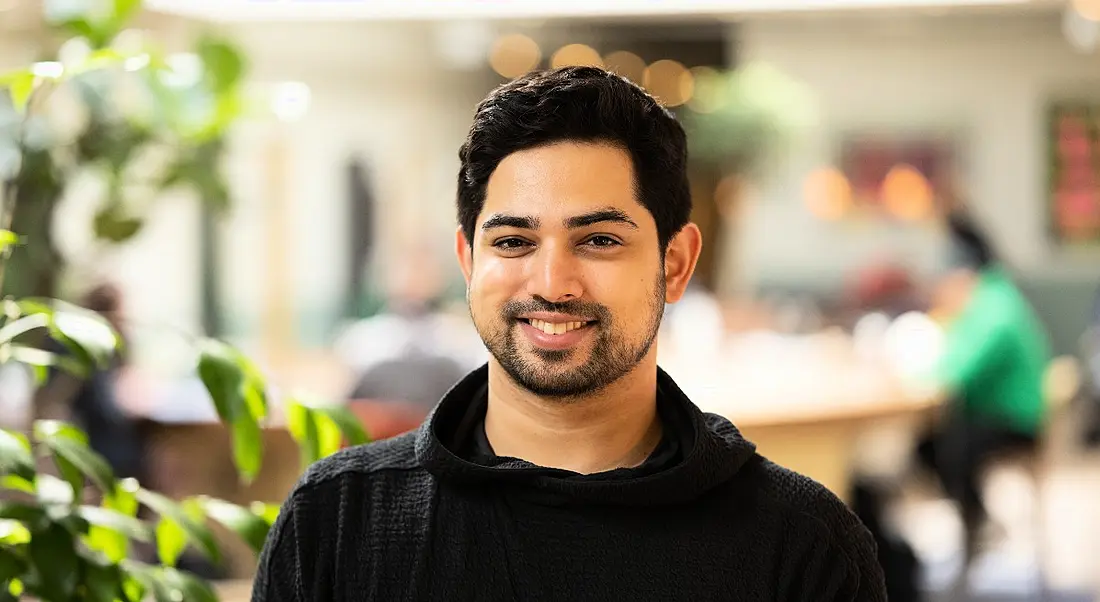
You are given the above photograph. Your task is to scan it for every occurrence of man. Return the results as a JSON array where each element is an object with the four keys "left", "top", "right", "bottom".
[
  {"left": 253, "top": 67, "right": 885, "bottom": 601},
  {"left": 917, "top": 211, "right": 1050, "bottom": 559}
]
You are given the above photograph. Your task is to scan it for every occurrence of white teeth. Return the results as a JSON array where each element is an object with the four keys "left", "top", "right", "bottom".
[{"left": 529, "top": 319, "right": 587, "bottom": 335}]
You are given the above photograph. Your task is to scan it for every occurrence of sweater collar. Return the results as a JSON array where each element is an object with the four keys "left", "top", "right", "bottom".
[{"left": 415, "top": 364, "right": 756, "bottom": 506}]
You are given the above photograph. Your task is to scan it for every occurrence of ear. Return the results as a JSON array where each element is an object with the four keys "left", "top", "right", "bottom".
[
  {"left": 455, "top": 226, "right": 473, "bottom": 285},
  {"left": 663, "top": 223, "right": 702, "bottom": 304}
]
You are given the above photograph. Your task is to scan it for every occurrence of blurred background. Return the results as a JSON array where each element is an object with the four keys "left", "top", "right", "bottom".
[{"left": 5, "top": 0, "right": 1100, "bottom": 600}]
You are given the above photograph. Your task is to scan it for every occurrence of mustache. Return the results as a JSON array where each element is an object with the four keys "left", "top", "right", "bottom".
[{"left": 501, "top": 297, "right": 611, "bottom": 322}]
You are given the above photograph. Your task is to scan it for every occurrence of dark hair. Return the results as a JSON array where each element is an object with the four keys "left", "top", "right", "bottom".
[
  {"left": 946, "top": 211, "right": 997, "bottom": 269},
  {"left": 457, "top": 66, "right": 692, "bottom": 249}
]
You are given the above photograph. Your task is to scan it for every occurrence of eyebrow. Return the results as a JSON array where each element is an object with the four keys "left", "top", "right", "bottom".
[
  {"left": 480, "top": 207, "right": 639, "bottom": 233},
  {"left": 481, "top": 214, "right": 540, "bottom": 231},
  {"left": 565, "top": 208, "right": 638, "bottom": 230}
]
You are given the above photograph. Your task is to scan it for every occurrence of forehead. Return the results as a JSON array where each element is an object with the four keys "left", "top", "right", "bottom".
[{"left": 481, "top": 141, "right": 649, "bottom": 226}]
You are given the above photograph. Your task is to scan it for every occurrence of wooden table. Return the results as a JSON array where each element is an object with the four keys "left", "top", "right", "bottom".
[{"left": 661, "top": 331, "right": 941, "bottom": 501}]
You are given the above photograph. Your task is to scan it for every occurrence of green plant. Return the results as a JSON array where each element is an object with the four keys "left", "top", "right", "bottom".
[
  {"left": 684, "top": 62, "right": 817, "bottom": 178},
  {"left": 0, "top": 0, "right": 244, "bottom": 300},
  {"left": 0, "top": 2, "right": 371, "bottom": 600}
]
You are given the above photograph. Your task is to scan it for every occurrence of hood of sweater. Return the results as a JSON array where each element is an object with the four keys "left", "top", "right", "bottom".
[{"left": 415, "top": 364, "right": 757, "bottom": 506}]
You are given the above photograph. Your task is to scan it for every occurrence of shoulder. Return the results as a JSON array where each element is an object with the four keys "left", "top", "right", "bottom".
[
  {"left": 294, "top": 430, "right": 423, "bottom": 494},
  {"left": 740, "top": 454, "right": 876, "bottom": 553}
]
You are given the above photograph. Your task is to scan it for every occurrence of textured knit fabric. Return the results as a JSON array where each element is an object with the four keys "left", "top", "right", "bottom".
[{"left": 252, "top": 365, "right": 886, "bottom": 601}]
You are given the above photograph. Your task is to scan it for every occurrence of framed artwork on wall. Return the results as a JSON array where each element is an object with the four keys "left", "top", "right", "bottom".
[
  {"left": 837, "top": 133, "right": 960, "bottom": 221},
  {"left": 1047, "top": 102, "right": 1100, "bottom": 245},
  {"left": 805, "top": 128, "right": 963, "bottom": 223}
]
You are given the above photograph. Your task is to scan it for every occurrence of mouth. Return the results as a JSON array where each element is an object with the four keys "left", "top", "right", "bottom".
[
  {"left": 517, "top": 317, "right": 595, "bottom": 336},
  {"left": 515, "top": 316, "right": 597, "bottom": 351}
]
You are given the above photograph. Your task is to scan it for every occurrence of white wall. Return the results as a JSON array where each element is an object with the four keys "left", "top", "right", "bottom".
[
  {"left": 214, "top": 22, "right": 491, "bottom": 346},
  {"left": 730, "top": 11, "right": 1100, "bottom": 293}
]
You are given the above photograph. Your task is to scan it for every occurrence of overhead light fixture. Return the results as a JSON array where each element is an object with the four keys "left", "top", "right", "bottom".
[{"left": 144, "top": 0, "right": 1032, "bottom": 22}]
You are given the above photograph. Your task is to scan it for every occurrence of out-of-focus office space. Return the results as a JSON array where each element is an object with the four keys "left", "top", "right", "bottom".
[{"left": 4, "top": 0, "right": 1100, "bottom": 600}]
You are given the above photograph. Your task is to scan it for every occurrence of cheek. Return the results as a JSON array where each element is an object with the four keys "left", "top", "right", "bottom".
[
  {"left": 470, "top": 256, "right": 521, "bottom": 306},
  {"left": 585, "top": 263, "right": 657, "bottom": 314}
]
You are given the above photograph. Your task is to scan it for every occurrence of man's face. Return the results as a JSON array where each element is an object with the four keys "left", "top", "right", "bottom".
[{"left": 457, "top": 141, "right": 669, "bottom": 398}]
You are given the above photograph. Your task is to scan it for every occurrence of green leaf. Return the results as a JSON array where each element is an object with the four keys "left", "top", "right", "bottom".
[
  {"left": 93, "top": 205, "right": 144, "bottom": 242},
  {"left": 314, "top": 404, "right": 371, "bottom": 447},
  {"left": 0, "top": 313, "right": 50, "bottom": 344},
  {"left": 78, "top": 506, "right": 147, "bottom": 540},
  {"left": 14, "top": 299, "right": 53, "bottom": 319},
  {"left": 196, "top": 36, "right": 245, "bottom": 94},
  {"left": 80, "top": 504, "right": 150, "bottom": 545},
  {"left": 230, "top": 413, "right": 263, "bottom": 483},
  {"left": 0, "top": 547, "right": 26, "bottom": 586},
  {"left": 163, "top": 567, "right": 218, "bottom": 602},
  {"left": 35, "top": 420, "right": 116, "bottom": 495},
  {"left": 51, "top": 308, "right": 119, "bottom": 370},
  {"left": 0, "top": 520, "right": 30, "bottom": 545},
  {"left": 135, "top": 565, "right": 217, "bottom": 602},
  {"left": 195, "top": 496, "right": 270, "bottom": 555},
  {"left": 27, "top": 521, "right": 79, "bottom": 601},
  {"left": 136, "top": 489, "right": 220, "bottom": 564},
  {"left": 120, "top": 572, "right": 145, "bottom": 602},
  {"left": 6, "top": 578, "right": 23, "bottom": 601},
  {"left": 287, "top": 399, "right": 367, "bottom": 468},
  {"left": 112, "top": 0, "right": 142, "bottom": 26},
  {"left": 57, "top": 18, "right": 98, "bottom": 41},
  {"left": 154, "top": 515, "right": 186, "bottom": 567},
  {"left": 0, "top": 430, "right": 34, "bottom": 481},
  {"left": 55, "top": 454, "right": 85, "bottom": 504},
  {"left": 196, "top": 339, "right": 245, "bottom": 422},
  {"left": 0, "top": 475, "right": 35, "bottom": 495},
  {"left": 250, "top": 501, "right": 280, "bottom": 526},
  {"left": 286, "top": 401, "right": 322, "bottom": 468},
  {"left": 3, "top": 71, "right": 35, "bottom": 114},
  {"left": 30, "top": 364, "right": 49, "bottom": 386},
  {"left": 0, "top": 501, "right": 47, "bottom": 532},
  {"left": 197, "top": 339, "right": 266, "bottom": 481},
  {"left": 8, "top": 345, "right": 86, "bottom": 378},
  {"left": 85, "top": 479, "right": 140, "bottom": 562},
  {"left": 0, "top": 231, "right": 19, "bottom": 254},
  {"left": 83, "top": 559, "right": 122, "bottom": 602}
]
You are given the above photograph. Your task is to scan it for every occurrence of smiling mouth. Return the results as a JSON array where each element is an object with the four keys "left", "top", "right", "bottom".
[{"left": 518, "top": 318, "right": 595, "bottom": 335}]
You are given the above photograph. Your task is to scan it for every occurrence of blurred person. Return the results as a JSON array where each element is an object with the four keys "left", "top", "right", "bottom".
[
  {"left": 336, "top": 247, "right": 470, "bottom": 411},
  {"left": 253, "top": 67, "right": 885, "bottom": 602},
  {"left": 46, "top": 283, "right": 145, "bottom": 480},
  {"left": 916, "top": 211, "right": 1050, "bottom": 559}
]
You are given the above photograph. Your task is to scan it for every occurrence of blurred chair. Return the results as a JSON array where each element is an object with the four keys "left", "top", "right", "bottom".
[
  {"left": 345, "top": 399, "right": 428, "bottom": 443},
  {"left": 970, "top": 354, "right": 1081, "bottom": 598}
]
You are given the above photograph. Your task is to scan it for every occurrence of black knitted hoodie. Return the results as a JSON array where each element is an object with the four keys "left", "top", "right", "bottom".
[{"left": 252, "top": 365, "right": 886, "bottom": 601}]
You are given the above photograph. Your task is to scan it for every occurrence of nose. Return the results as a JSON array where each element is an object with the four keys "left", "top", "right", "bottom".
[{"left": 526, "top": 242, "right": 583, "bottom": 303}]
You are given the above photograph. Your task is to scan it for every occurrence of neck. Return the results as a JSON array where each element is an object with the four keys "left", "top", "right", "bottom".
[{"left": 483, "top": 356, "right": 663, "bottom": 474}]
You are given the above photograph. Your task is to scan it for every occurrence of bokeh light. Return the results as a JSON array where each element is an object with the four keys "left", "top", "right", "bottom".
[
  {"left": 489, "top": 33, "right": 542, "bottom": 78},
  {"left": 643, "top": 59, "right": 693, "bottom": 107},
  {"left": 803, "top": 166, "right": 853, "bottom": 221},
  {"left": 550, "top": 44, "right": 603, "bottom": 69},
  {"left": 604, "top": 50, "right": 646, "bottom": 83},
  {"left": 881, "top": 164, "right": 933, "bottom": 221}
]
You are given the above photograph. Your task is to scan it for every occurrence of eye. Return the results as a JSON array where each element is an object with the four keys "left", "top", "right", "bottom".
[
  {"left": 492, "top": 237, "right": 532, "bottom": 252},
  {"left": 584, "top": 235, "right": 621, "bottom": 248}
]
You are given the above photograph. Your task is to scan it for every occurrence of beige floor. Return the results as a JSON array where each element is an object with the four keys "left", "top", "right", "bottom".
[{"left": 891, "top": 414, "right": 1100, "bottom": 596}]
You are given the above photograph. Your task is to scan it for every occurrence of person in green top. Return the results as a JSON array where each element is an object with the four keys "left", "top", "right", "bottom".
[{"left": 916, "top": 211, "right": 1051, "bottom": 558}]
